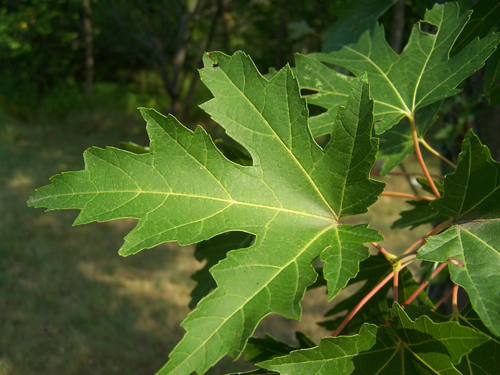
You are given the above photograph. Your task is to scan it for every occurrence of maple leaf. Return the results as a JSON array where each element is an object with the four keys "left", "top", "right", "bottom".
[
  {"left": 405, "top": 303, "right": 500, "bottom": 375},
  {"left": 295, "top": 2, "right": 500, "bottom": 136},
  {"left": 28, "top": 51, "right": 384, "bottom": 374},
  {"left": 417, "top": 130, "right": 500, "bottom": 337},
  {"left": 259, "top": 303, "right": 489, "bottom": 375}
]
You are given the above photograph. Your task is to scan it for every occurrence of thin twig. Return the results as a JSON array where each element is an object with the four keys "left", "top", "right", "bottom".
[
  {"left": 332, "top": 262, "right": 410, "bottom": 337},
  {"left": 393, "top": 264, "right": 401, "bottom": 304},
  {"left": 371, "top": 242, "right": 393, "bottom": 259},
  {"left": 432, "top": 288, "right": 453, "bottom": 311},
  {"left": 332, "top": 271, "right": 394, "bottom": 337},
  {"left": 452, "top": 284, "right": 459, "bottom": 314},
  {"left": 409, "top": 115, "right": 441, "bottom": 197},
  {"left": 381, "top": 191, "right": 434, "bottom": 201},
  {"left": 403, "top": 262, "right": 448, "bottom": 306},
  {"left": 371, "top": 171, "right": 444, "bottom": 179},
  {"left": 420, "top": 138, "right": 456, "bottom": 169}
]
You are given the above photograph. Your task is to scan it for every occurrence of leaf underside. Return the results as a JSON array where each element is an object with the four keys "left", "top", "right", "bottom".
[
  {"left": 296, "top": 2, "right": 500, "bottom": 135},
  {"left": 418, "top": 130, "right": 500, "bottom": 337},
  {"left": 28, "top": 51, "right": 384, "bottom": 374}
]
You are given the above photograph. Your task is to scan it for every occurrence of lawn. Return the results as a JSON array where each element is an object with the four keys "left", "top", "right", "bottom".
[{"left": 0, "top": 107, "right": 436, "bottom": 375}]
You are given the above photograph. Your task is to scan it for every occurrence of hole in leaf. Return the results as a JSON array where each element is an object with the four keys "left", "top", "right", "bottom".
[
  {"left": 301, "top": 88, "right": 319, "bottom": 97},
  {"left": 307, "top": 103, "right": 327, "bottom": 117},
  {"left": 420, "top": 21, "right": 438, "bottom": 35},
  {"left": 215, "top": 139, "right": 253, "bottom": 166},
  {"left": 315, "top": 134, "right": 331, "bottom": 149}
]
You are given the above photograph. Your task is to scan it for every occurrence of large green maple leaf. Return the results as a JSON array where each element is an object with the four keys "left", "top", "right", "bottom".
[
  {"left": 417, "top": 130, "right": 500, "bottom": 337},
  {"left": 296, "top": 1, "right": 500, "bottom": 136},
  {"left": 258, "top": 303, "right": 489, "bottom": 375},
  {"left": 28, "top": 51, "right": 384, "bottom": 374}
]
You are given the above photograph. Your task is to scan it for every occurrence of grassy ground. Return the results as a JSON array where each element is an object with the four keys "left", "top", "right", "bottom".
[{"left": 0, "top": 107, "right": 438, "bottom": 375}]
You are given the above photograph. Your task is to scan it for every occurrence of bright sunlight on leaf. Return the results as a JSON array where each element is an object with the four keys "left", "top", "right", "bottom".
[{"left": 28, "top": 51, "right": 384, "bottom": 374}]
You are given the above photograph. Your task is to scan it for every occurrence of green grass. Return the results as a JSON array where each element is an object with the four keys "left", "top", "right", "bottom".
[{"left": 0, "top": 107, "right": 440, "bottom": 375}]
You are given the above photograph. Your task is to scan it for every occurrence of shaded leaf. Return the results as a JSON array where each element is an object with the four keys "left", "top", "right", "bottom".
[
  {"left": 120, "top": 141, "right": 150, "bottom": 154},
  {"left": 484, "top": 41, "right": 500, "bottom": 105},
  {"left": 319, "top": 254, "right": 432, "bottom": 334},
  {"left": 392, "top": 200, "right": 449, "bottom": 230},
  {"left": 418, "top": 130, "right": 500, "bottom": 336},
  {"left": 295, "top": 332, "right": 317, "bottom": 349},
  {"left": 259, "top": 303, "right": 488, "bottom": 375},
  {"left": 244, "top": 334, "right": 296, "bottom": 363},
  {"left": 299, "top": 2, "right": 500, "bottom": 135},
  {"left": 322, "top": 0, "right": 397, "bottom": 51},
  {"left": 405, "top": 303, "right": 500, "bottom": 375},
  {"left": 190, "top": 231, "right": 254, "bottom": 309},
  {"left": 451, "top": 0, "right": 500, "bottom": 55}
]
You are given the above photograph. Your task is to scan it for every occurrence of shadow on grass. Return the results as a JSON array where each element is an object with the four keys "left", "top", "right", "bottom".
[{"left": 0, "top": 114, "right": 254, "bottom": 375}]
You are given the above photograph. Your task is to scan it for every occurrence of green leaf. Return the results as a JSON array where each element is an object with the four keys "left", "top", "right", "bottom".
[
  {"left": 294, "top": 54, "right": 356, "bottom": 137},
  {"left": 244, "top": 334, "right": 296, "bottom": 363},
  {"left": 28, "top": 51, "right": 384, "bottom": 375},
  {"left": 320, "top": 254, "right": 433, "bottom": 334},
  {"left": 259, "top": 303, "right": 489, "bottom": 375},
  {"left": 405, "top": 303, "right": 500, "bottom": 375},
  {"left": 243, "top": 331, "right": 317, "bottom": 364},
  {"left": 322, "top": 0, "right": 397, "bottom": 50},
  {"left": 451, "top": 0, "right": 500, "bottom": 55},
  {"left": 294, "top": 332, "right": 317, "bottom": 349},
  {"left": 119, "top": 141, "right": 150, "bottom": 154},
  {"left": 190, "top": 231, "right": 254, "bottom": 309},
  {"left": 319, "top": 253, "right": 393, "bottom": 333},
  {"left": 299, "top": 2, "right": 500, "bottom": 135},
  {"left": 417, "top": 130, "right": 500, "bottom": 336},
  {"left": 392, "top": 200, "right": 449, "bottom": 230},
  {"left": 484, "top": 42, "right": 500, "bottom": 105},
  {"left": 377, "top": 102, "right": 442, "bottom": 176}
]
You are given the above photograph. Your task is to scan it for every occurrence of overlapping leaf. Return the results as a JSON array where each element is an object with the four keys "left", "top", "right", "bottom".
[
  {"left": 451, "top": 0, "right": 500, "bottom": 55},
  {"left": 190, "top": 231, "right": 254, "bottom": 309},
  {"left": 320, "top": 253, "right": 433, "bottom": 334},
  {"left": 296, "top": 2, "right": 500, "bottom": 136},
  {"left": 392, "top": 199, "right": 449, "bottom": 230},
  {"left": 377, "top": 101, "right": 442, "bottom": 176},
  {"left": 417, "top": 130, "right": 500, "bottom": 336},
  {"left": 28, "top": 51, "right": 384, "bottom": 374},
  {"left": 258, "top": 303, "right": 489, "bottom": 375},
  {"left": 405, "top": 303, "right": 500, "bottom": 375},
  {"left": 244, "top": 332, "right": 316, "bottom": 364}
]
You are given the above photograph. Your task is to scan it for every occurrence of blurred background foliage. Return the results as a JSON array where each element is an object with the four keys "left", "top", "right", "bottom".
[
  {"left": 0, "top": 0, "right": 338, "bottom": 123},
  {"left": 1, "top": 0, "right": 499, "bottom": 374}
]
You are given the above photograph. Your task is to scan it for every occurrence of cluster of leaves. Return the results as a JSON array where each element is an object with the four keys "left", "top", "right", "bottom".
[{"left": 28, "top": 1, "right": 500, "bottom": 374}]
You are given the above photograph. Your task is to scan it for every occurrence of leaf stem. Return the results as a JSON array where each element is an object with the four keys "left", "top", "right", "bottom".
[
  {"left": 370, "top": 171, "right": 444, "bottom": 179},
  {"left": 452, "top": 284, "right": 459, "bottom": 315},
  {"left": 419, "top": 138, "right": 456, "bottom": 169},
  {"left": 371, "top": 242, "right": 395, "bottom": 260},
  {"left": 401, "top": 219, "right": 452, "bottom": 255},
  {"left": 332, "top": 262, "right": 410, "bottom": 337},
  {"left": 381, "top": 191, "right": 434, "bottom": 201},
  {"left": 432, "top": 288, "right": 453, "bottom": 311},
  {"left": 402, "top": 262, "right": 448, "bottom": 306},
  {"left": 397, "top": 252, "right": 417, "bottom": 262},
  {"left": 409, "top": 114, "right": 441, "bottom": 198},
  {"left": 393, "top": 263, "right": 401, "bottom": 304}
]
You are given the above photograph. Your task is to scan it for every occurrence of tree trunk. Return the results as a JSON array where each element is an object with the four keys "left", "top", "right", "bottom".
[{"left": 83, "top": 0, "right": 94, "bottom": 98}]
